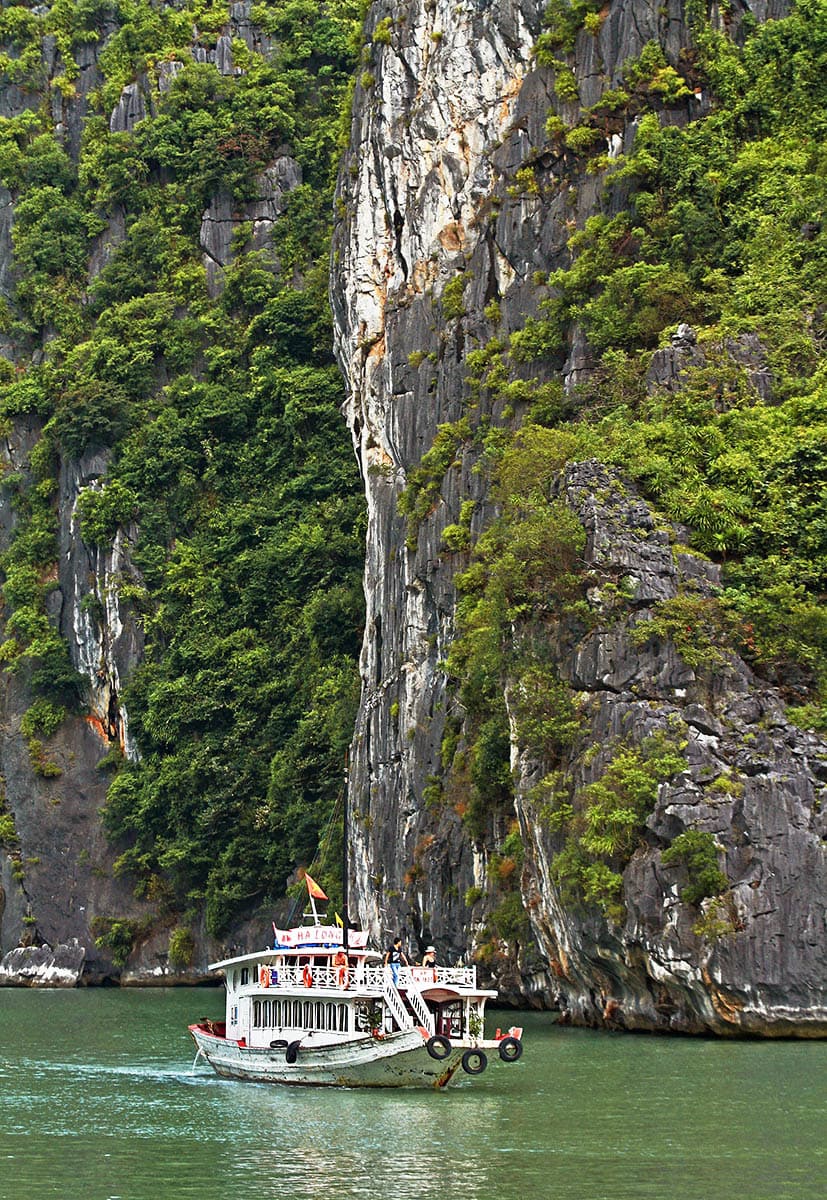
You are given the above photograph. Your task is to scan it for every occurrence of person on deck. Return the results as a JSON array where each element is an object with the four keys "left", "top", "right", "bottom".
[
  {"left": 333, "top": 947, "right": 349, "bottom": 988},
  {"left": 421, "top": 945, "right": 437, "bottom": 974},
  {"left": 383, "top": 936, "right": 408, "bottom": 984}
]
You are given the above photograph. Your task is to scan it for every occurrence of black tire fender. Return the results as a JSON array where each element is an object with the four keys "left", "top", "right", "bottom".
[
  {"left": 269, "top": 1039, "right": 288, "bottom": 1050},
  {"left": 285, "top": 1040, "right": 302, "bottom": 1064},
  {"left": 425, "top": 1034, "right": 452, "bottom": 1060},
  {"left": 461, "top": 1048, "right": 488, "bottom": 1075},
  {"left": 498, "top": 1035, "right": 523, "bottom": 1062}
]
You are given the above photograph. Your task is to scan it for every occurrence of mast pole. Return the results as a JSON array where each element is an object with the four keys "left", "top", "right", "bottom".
[{"left": 342, "top": 756, "right": 350, "bottom": 952}]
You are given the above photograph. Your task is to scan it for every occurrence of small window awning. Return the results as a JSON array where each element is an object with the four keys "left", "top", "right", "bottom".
[{"left": 417, "top": 987, "right": 463, "bottom": 1003}]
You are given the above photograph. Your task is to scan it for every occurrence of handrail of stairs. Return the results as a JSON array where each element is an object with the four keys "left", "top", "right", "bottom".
[
  {"left": 403, "top": 975, "right": 435, "bottom": 1034},
  {"left": 382, "top": 967, "right": 415, "bottom": 1031}
]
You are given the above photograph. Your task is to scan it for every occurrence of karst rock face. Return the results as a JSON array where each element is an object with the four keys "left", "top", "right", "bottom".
[
  {"left": 0, "top": 3, "right": 279, "bottom": 982},
  {"left": 516, "top": 459, "right": 827, "bottom": 1034},
  {"left": 331, "top": 0, "right": 827, "bottom": 1034},
  {"left": 2, "top": 0, "right": 825, "bottom": 1022}
]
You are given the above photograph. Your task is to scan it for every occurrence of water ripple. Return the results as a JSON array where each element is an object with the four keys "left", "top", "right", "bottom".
[{"left": 1, "top": 990, "right": 825, "bottom": 1200}]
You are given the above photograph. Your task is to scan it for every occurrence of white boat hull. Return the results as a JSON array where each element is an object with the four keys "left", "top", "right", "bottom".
[{"left": 190, "top": 1025, "right": 482, "bottom": 1088}]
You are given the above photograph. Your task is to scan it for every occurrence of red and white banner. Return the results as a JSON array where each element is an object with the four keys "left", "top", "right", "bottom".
[
  {"left": 409, "top": 966, "right": 438, "bottom": 984},
  {"left": 272, "top": 924, "right": 368, "bottom": 949}
]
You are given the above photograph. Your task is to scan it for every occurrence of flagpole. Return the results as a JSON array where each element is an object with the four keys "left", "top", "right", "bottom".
[
  {"left": 304, "top": 873, "right": 327, "bottom": 923},
  {"left": 342, "top": 757, "right": 349, "bottom": 953}
]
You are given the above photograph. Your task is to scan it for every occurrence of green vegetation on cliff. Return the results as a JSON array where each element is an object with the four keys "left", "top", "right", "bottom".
[
  {"left": 428, "top": 0, "right": 827, "bottom": 922},
  {"left": 442, "top": 0, "right": 827, "bottom": 730},
  {"left": 0, "top": 0, "right": 366, "bottom": 934},
  {"left": 1, "top": 0, "right": 825, "bottom": 955},
  {"left": 571, "top": 2, "right": 826, "bottom": 716}
]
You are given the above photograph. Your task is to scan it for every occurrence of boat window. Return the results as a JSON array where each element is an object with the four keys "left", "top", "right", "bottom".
[
  {"left": 437, "top": 1000, "right": 462, "bottom": 1038},
  {"left": 253, "top": 1000, "right": 261, "bottom": 1027},
  {"left": 354, "top": 1002, "right": 371, "bottom": 1032},
  {"left": 240, "top": 967, "right": 249, "bottom": 986}
]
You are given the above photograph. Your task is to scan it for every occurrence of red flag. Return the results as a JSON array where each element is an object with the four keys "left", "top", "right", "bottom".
[{"left": 304, "top": 871, "right": 328, "bottom": 901}]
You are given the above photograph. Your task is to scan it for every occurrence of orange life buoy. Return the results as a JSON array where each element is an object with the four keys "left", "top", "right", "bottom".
[
  {"left": 259, "top": 965, "right": 270, "bottom": 988},
  {"left": 303, "top": 964, "right": 313, "bottom": 988}
]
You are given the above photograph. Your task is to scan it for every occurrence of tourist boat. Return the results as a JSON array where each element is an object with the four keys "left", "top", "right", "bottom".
[{"left": 189, "top": 878, "right": 524, "bottom": 1088}]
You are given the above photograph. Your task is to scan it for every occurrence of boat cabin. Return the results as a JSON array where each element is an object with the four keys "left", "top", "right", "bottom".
[{"left": 209, "top": 924, "right": 494, "bottom": 1051}]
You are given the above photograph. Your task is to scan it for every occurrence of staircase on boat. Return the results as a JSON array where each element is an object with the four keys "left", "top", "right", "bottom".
[{"left": 382, "top": 967, "right": 436, "bottom": 1035}]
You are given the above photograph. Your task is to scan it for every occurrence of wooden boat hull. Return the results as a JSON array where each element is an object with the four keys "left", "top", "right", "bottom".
[{"left": 189, "top": 1024, "right": 471, "bottom": 1088}]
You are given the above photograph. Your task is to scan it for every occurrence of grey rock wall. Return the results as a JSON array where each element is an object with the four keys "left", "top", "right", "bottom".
[
  {"left": 0, "top": 186, "right": 14, "bottom": 305},
  {"left": 0, "top": 853, "right": 27, "bottom": 951},
  {"left": 516, "top": 461, "right": 827, "bottom": 1034},
  {"left": 331, "top": 0, "right": 823, "bottom": 1031},
  {"left": 59, "top": 453, "right": 145, "bottom": 757},
  {"left": 332, "top": 0, "right": 698, "bottom": 967},
  {"left": 0, "top": 425, "right": 149, "bottom": 979},
  {"left": 109, "top": 81, "right": 148, "bottom": 133},
  {"left": 333, "top": 0, "right": 547, "bottom": 968},
  {"left": 200, "top": 157, "right": 302, "bottom": 296}
]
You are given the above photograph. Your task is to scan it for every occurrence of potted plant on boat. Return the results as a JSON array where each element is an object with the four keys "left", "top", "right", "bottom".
[
  {"left": 366, "top": 1002, "right": 383, "bottom": 1037},
  {"left": 467, "top": 1009, "right": 483, "bottom": 1045}
]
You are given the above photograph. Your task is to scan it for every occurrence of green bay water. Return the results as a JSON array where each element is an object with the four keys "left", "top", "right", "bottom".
[{"left": 1, "top": 989, "right": 824, "bottom": 1200}]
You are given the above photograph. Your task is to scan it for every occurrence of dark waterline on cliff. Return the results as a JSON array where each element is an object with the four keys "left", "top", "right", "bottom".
[{"left": 1, "top": 988, "right": 824, "bottom": 1200}]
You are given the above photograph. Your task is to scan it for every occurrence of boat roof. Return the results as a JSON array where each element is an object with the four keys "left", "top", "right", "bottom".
[
  {"left": 418, "top": 985, "right": 496, "bottom": 1002},
  {"left": 209, "top": 924, "right": 381, "bottom": 972},
  {"left": 209, "top": 945, "right": 380, "bottom": 971}
]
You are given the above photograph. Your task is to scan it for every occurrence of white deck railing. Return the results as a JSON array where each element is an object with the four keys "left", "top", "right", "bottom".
[
  {"left": 396, "top": 965, "right": 477, "bottom": 990},
  {"left": 254, "top": 964, "right": 352, "bottom": 991},
  {"left": 247, "top": 963, "right": 477, "bottom": 992}
]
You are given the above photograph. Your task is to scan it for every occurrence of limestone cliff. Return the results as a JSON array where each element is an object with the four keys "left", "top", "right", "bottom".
[
  {"left": 1, "top": 0, "right": 824, "bottom": 1028},
  {"left": 516, "top": 456, "right": 827, "bottom": 1034},
  {"left": 0, "top": 1, "right": 305, "bottom": 981},
  {"left": 332, "top": 0, "right": 827, "bottom": 1032}
]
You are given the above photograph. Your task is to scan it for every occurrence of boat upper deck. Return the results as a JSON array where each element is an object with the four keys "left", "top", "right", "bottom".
[
  {"left": 217, "top": 957, "right": 486, "bottom": 996},
  {"left": 209, "top": 922, "right": 494, "bottom": 999}
]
